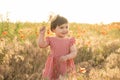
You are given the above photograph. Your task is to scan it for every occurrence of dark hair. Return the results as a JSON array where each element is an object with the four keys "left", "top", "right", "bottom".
[{"left": 50, "top": 15, "right": 68, "bottom": 31}]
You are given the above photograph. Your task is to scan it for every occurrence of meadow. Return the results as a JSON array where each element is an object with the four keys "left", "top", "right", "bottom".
[{"left": 0, "top": 19, "right": 120, "bottom": 80}]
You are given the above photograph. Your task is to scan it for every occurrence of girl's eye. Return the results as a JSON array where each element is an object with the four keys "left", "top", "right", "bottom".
[
  {"left": 60, "top": 26, "right": 64, "bottom": 29},
  {"left": 66, "top": 26, "right": 68, "bottom": 28},
  {"left": 59, "top": 26, "right": 68, "bottom": 29}
]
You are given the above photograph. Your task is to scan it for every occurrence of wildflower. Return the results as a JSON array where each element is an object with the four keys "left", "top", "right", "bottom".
[
  {"left": 19, "top": 30, "right": 23, "bottom": 33},
  {"left": 101, "top": 30, "right": 107, "bottom": 35},
  {"left": 79, "top": 67, "right": 86, "bottom": 73},
  {"left": 85, "top": 41, "right": 91, "bottom": 46},
  {"left": 20, "top": 34, "right": 25, "bottom": 39},
  {"left": 82, "top": 30, "right": 86, "bottom": 33},
  {"left": 77, "top": 34, "right": 80, "bottom": 38},
  {"left": 2, "top": 31, "right": 7, "bottom": 35},
  {"left": 0, "top": 38, "right": 4, "bottom": 41},
  {"left": 35, "top": 31, "right": 39, "bottom": 36},
  {"left": 47, "top": 29, "right": 50, "bottom": 35}
]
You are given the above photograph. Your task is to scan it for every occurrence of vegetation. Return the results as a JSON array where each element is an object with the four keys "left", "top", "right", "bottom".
[{"left": 0, "top": 18, "right": 120, "bottom": 80}]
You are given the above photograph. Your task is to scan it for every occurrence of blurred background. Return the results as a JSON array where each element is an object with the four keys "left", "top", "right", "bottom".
[
  {"left": 0, "top": 0, "right": 120, "bottom": 80},
  {"left": 0, "top": 0, "right": 120, "bottom": 24}
]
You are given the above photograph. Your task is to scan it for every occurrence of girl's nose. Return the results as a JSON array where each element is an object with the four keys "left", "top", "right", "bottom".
[
  {"left": 63, "top": 29, "right": 68, "bottom": 33},
  {"left": 64, "top": 28, "right": 68, "bottom": 31}
]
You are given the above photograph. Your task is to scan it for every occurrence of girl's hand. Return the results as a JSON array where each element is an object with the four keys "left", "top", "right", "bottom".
[
  {"left": 40, "top": 26, "right": 46, "bottom": 34},
  {"left": 59, "top": 56, "right": 68, "bottom": 62}
]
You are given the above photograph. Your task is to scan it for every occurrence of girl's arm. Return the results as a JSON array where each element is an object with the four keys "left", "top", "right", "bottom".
[
  {"left": 38, "top": 26, "right": 49, "bottom": 48},
  {"left": 66, "top": 45, "right": 77, "bottom": 60},
  {"left": 66, "top": 44, "right": 77, "bottom": 60},
  {"left": 60, "top": 44, "right": 77, "bottom": 62}
]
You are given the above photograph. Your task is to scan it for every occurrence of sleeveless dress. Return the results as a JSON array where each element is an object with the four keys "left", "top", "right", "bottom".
[{"left": 42, "top": 37, "right": 76, "bottom": 80}]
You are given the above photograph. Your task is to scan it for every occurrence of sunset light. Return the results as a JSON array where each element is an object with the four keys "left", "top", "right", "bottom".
[{"left": 0, "top": 0, "right": 120, "bottom": 80}]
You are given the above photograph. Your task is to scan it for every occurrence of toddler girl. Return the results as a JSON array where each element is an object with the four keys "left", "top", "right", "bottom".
[{"left": 38, "top": 14, "right": 77, "bottom": 80}]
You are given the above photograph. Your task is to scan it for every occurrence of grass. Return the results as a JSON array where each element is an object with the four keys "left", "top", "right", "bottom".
[{"left": 0, "top": 20, "right": 120, "bottom": 80}]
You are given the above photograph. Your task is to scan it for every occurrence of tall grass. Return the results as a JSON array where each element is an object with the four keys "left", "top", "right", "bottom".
[{"left": 0, "top": 17, "right": 120, "bottom": 80}]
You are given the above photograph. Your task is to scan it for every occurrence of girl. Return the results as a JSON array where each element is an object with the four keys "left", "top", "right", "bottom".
[{"left": 38, "top": 15, "right": 77, "bottom": 80}]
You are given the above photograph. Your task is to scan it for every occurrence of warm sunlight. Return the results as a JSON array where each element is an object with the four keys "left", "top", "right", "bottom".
[{"left": 0, "top": 0, "right": 120, "bottom": 24}]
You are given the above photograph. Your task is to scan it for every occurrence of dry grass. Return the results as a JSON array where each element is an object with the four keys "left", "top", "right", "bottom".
[{"left": 0, "top": 22, "right": 120, "bottom": 80}]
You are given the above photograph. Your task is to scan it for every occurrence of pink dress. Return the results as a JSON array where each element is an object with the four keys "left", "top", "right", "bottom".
[{"left": 42, "top": 37, "right": 76, "bottom": 80}]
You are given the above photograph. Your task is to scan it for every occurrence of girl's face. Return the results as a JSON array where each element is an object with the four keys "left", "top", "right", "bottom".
[{"left": 53, "top": 23, "right": 69, "bottom": 38}]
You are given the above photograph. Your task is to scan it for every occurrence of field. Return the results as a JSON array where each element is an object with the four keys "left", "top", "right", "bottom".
[{"left": 0, "top": 20, "right": 120, "bottom": 80}]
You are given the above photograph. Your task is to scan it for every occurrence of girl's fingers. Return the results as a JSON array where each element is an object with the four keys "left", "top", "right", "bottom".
[
  {"left": 59, "top": 56, "right": 67, "bottom": 62},
  {"left": 40, "top": 26, "right": 46, "bottom": 34},
  {"left": 40, "top": 26, "right": 46, "bottom": 31}
]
